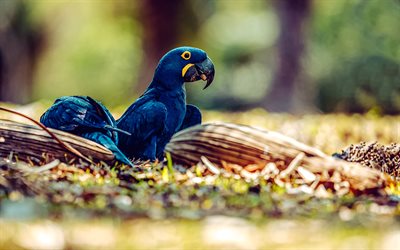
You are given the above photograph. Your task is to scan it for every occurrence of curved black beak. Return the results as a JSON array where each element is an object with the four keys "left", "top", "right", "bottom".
[{"left": 183, "top": 56, "right": 215, "bottom": 89}]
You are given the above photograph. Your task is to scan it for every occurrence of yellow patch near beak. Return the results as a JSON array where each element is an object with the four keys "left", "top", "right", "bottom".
[{"left": 182, "top": 63, "right": 194, "bottom": 77}]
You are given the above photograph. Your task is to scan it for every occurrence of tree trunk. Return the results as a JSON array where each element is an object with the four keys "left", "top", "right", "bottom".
[
  {"left": 135, "top": 0, "right": 181, "bottom": 94},
  {"left": 261, "top": 0, "right": 311, "bottom": 112},
  {"left": 0, "top": 1, "right": 45, "bottom": 104}
]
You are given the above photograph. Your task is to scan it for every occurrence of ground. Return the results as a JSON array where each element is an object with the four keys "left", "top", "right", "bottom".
[{"left": 0, "top": 104, "right": 399, "bottom": 249}]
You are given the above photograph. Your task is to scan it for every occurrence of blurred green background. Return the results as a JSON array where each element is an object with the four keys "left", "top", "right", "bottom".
[{"left": 0, "top": 0, "right": 399, "bottom": 114}]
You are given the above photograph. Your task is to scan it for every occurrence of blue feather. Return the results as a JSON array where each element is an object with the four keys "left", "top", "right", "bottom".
[
  {"left": 40, "top": 96, "right": 134, "bottom": 167},
  {"left": 117, "top": 47, "right": 214, "bottom": 160}
]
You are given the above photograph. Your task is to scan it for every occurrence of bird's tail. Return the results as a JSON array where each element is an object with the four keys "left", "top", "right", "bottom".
[{"left": 84, "top": 132, "right": 134, "bottom": 167}]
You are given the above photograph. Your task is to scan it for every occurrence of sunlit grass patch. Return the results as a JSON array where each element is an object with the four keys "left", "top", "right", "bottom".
[{"left": 0, "top": 103, "right": 399, "bottom": 249}]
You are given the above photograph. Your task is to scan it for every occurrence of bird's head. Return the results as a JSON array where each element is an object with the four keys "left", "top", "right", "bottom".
[{"left": 152, "top": 47, "right": 215, "bottom": 90}]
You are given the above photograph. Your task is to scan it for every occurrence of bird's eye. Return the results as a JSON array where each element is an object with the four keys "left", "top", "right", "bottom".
[{"left": 181, "top": 51, "right": 191, "bottom": 60}]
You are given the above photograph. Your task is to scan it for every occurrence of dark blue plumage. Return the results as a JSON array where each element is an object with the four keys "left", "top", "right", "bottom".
[
  {"left": 40, "top": 96, "right": 134, "bottom": 167},
  {"left": 117, "top": 47, "right": 215, "bottom": 160}
]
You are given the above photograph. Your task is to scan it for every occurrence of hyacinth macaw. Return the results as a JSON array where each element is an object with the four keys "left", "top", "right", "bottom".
[
  {"left": 117, "top": 46, "right": 215, "bottom": 160},
  {"left": 40, "top": 96, "right": 134, "bottom": 167}
]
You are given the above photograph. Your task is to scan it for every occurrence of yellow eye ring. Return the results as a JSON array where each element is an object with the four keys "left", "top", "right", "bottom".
[{"left": 181, "top": 51, "right": 191, "bottom": 60}]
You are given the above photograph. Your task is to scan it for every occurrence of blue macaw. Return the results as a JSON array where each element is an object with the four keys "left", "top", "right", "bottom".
[
  {"left": 117, "top": 47, "right": 215, "bottom": 160},
  {"left": 40, "top": 96, "right": 134, "bottom": 167}
]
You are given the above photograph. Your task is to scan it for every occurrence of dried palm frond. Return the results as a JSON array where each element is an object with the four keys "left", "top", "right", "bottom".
[
  {"left": 0, "top": 119, "right": 390, "bottom": 194},
  {"left": 0, "top": 119, "right": 114, "bottom": 165},
  {"left": 166, "top": 122, "right": 389, "bottom": 192}
]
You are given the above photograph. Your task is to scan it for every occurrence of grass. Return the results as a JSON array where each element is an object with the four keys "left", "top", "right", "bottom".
[{"left": 0, "top": 104, "right": 399, "bottom": 249}]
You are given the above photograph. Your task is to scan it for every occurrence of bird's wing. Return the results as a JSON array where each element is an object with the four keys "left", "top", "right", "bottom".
[
  {"left": 85, "top": 96, "right": 116, "bottom": 127},
  {"left": 40, "top": 96, "right": 88, "bottom": 132},
  {"left": 117, "top": 99, "right": 167, "bottom": 141},
  {"left": 116, "top": 88, "right": 157, "bottom": 124},
  {"left": 84, "top": 96, "right": 122, "bottom": 141},
  {"left": 63, "top": 96, "right": 121, "bottom": 134},
  {"left": 41, "top": 96, "right": 112, "bottom": 132},
  {"left": 41, "top": 96, "right": 129, "bottom": 145}
]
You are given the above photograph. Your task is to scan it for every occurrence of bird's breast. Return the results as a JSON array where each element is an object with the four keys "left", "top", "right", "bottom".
[{"left": 159, "top": 91, "right": 186, "bottom": 135}]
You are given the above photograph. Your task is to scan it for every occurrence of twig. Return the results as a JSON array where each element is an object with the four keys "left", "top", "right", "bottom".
[
  {"left": 279, "top": 152, "right": 305, "bottom": 179},
  {"left": 5, "top": 159, "right": 60, "bottom": 174},
  {"left": 201, "top": 156, "right": 221, "bottom": 175},
  {"left": 0, "top": 107, "right": 93, "bottom": 164},
  {"left": 31, "top": 159, "right": 60, "bottom": 173}
]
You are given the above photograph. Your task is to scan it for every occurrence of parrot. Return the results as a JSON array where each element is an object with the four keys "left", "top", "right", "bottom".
[
  {"left": 117, "top": 46, "right": 215, "bottom": 161},
  {"left": 40, "top": 96, "right": 134, "bottom": 167}
]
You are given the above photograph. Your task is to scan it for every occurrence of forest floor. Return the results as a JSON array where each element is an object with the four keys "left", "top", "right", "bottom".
[{"left": 0, "top": 103, "right": 399, "bottom": 249}]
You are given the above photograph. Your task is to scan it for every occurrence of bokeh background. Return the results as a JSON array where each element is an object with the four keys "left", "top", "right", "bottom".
[
  {"left": 1, "top": 2, "right": 400, "bottom": 249},
  {"left": 0, "top": 0, "right": 399, "bottom": 114}
]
